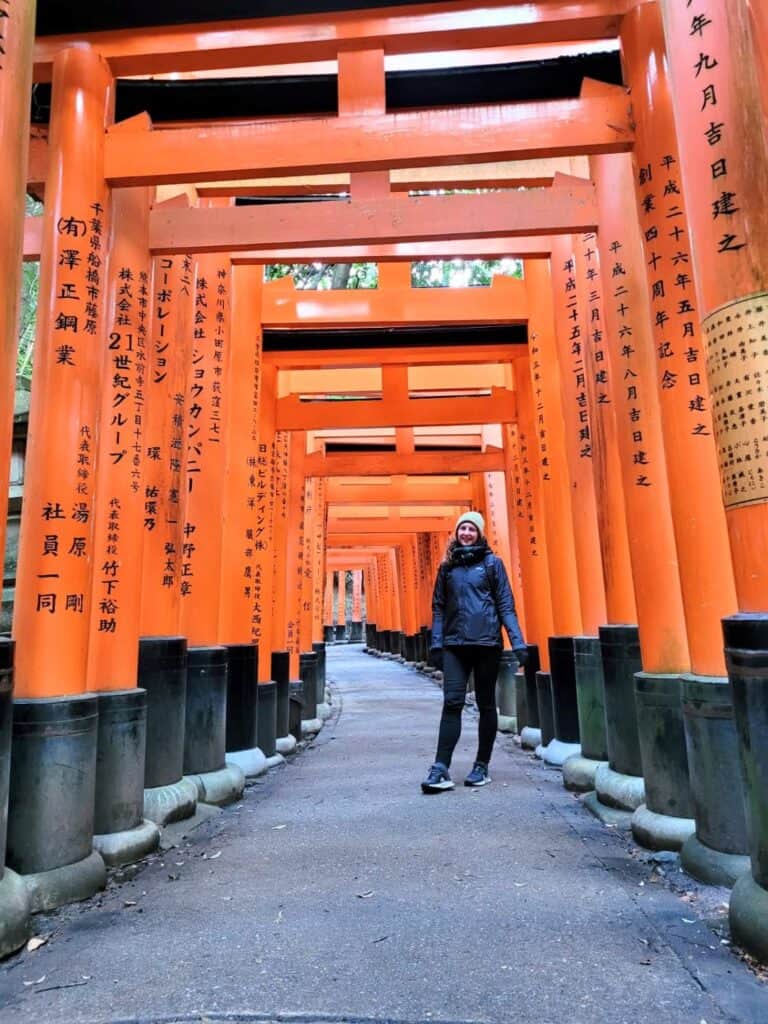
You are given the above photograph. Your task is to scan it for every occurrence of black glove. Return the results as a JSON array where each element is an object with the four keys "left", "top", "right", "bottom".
[
  {"left": 513, "top": 647, "right": 529, "bottom": 668},
  {"left": 429, "top": 647, "right": 444, "bottom": 671}
]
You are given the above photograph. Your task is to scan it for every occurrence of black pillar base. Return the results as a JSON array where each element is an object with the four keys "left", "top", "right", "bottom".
[
  {"left": 225, "top": 643, "right": 259, "bottom": 754},
  {"left": 599, "top": 624, "right": 643, "bottom": 777},
  {"left": 348, "top": 620, "right": 363, "bottom": 642},
  {"left": 299, "top": 651, "right": 318, "bottom": 720},
  {"left": 535, "top": 671, "right": 555, "bottom": 751},
  {"left": 312, "top": 641, "right": 327, "bottom": 704},
  {"left": 323, "top": 625, "right": 334, "bottom": 644},
  {"left": 138, "top": 636, "right": 188, "bottom": 789},
  {"left": 256, "top": 681, "right": 277, "bottom": 758},
  {"left": 184, "top": 645, "right": 228, "bottom": 775},
  {"left": 271, "top": 650, "right": 291, "bottom": 739}
]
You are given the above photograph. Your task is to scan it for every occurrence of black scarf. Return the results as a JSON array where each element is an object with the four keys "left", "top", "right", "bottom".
[{"left": 448, "top": 541, "right": 490, "bottom": 568}]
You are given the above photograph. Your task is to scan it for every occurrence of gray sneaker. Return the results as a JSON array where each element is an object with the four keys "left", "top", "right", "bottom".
[
  {"left": 421, "top": 762, "right": 455, "bottom": 793},
  {"left": 464, "top": 762, "right": 491, "bottom": 787}
]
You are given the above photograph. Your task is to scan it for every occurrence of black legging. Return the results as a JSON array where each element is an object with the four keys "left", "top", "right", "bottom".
[{"left": 435, "top": 645, "right": 502, "bottom": 768}]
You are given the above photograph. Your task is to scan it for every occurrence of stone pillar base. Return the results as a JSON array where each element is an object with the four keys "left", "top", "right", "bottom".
[
  {"left": 186, "top": 763, "right": 245, "bottom": 807},
  {"left": 581, "top": 790, "right": 633, "bottom": 829},
  {"left": 562, "top": 756, "right": 607, "bottom": 793},
  {"left": 631, "top": 803, "right": 695, "bottom": 852},
  {"left": 143, "top": 777, "right": 198, "bottom": 826},
  {"left": 0, "top": 870, "right": 31, "bottom": 958},
  {"left": 543, "top": 739, "right": 581, "bottom": 767},
  {"left": 264, "top": 752, "right": 285, "bottom": 770},
  {"left": 317, "top": 702, "right": 333, "bottom": 721},
  {"left": 93, "top": 819, "right": 160, "bottom": 867},
  {"left": 730, "top": 872, "right": 768, "bottom": 961},
  {"left": 225, "top": 746, "right": 268, "bottom": 779},
  {"left": 276, "top": 734, "right": 297, "bottom": 756},
  {"left": 595, "top": 763, "right": 645, "bottom": 812},
  {"left": 520, "top": 726, "right": 541, "bottom": 750},
  {"left": 497, "top": 713, "right": 517, "bottom": 734},
  {"left": 301, "top": 717, "right": 323, "bottom": 737},
  {"left": 680, "top": 833, "right": 751, "bottom": 888},
  {"left": 23, "top": 850, "right": 106, "bottom": 914}
]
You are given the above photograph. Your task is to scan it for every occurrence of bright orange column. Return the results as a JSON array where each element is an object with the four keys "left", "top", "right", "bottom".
[
  {"left": 309, "top": 477, "right": 327, "bottom": 643},
  {"left": 323, "top": 570, "right": 333, "bottom": 632},
  {"left": 352, "top": 570, "right": 363, "bottom": 623},
  {"left": 506, "top": 358, "right": 554, "bottom": 652},
  {"left": 660, "top": 0, "right": 768, "bottom": 610},
  {"left": 621, "top": 5, "right": 738, "bottom": 673},
  {"left": 268, "top": 429, "right": 290, "bottom": 656},
  {"left": 592, "top": 152, "right": 690, "bottom": 673},
  {"left": 524, "top": 258, "right": 583, "bottom": 664},
  {"left": 14, "top": 47, "right": 113, "bottom": 698},
  {"left": 336, "top": 569, "right": 347, "bottom": 631},
  {"left": 178, "top": 247, "right": 232, "bottom": 645},
  {"left": 0, "top": 0, "right": 35, "bottom": 580},
  {"left": 550, "top": 234, "right": 608, "bottom": 635},
  {"left": 254, "top": 362, "right": 278, "bottom": 680},
  {"left": 86, "top": 186, "right": 153, "bottom": 690},
  {"left": 482, "top": 428, "right": 523, "bottom": 643},
  {"left": 283, "top": 432, "right": 306, "bottom": 674},
  {"left": 574, "top": 232, "right": 637, "bottom": 625},
  {"left": 139, "top": 250, "right": 195, "bottom": 635},
  {"left": 299, "top": 475, "right": 321, "bottom": 649},
  {"left": 217, "top": 264, "right": 263, "bottom": 645}
]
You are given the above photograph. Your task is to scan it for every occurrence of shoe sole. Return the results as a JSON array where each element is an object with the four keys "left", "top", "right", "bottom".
[
  {"left": 464, "top": 777, "right": 492, "bottom": 787},
  {"left": 421, "top": 780, "right": 455, "bottom": 793}
]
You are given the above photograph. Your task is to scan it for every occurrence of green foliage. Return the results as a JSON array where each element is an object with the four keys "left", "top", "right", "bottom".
[
  {"left": 265, "top": 258, "right": 522, "bottom": 290},
  {"left": 17, "top": 196, "right": 43, "bottom": 388},
  {"left": 265, "top": 262, "right": 377, "bottom": 289}
]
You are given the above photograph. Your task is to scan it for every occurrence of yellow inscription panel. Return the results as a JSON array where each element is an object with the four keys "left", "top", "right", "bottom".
[{"left": 704, "top": 292, "right": 768, "bottom": 511}]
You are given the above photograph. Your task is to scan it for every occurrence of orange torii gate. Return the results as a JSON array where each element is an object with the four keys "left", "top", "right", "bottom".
[{"left": 2, "top": 0, "right": 768, "bottom": 966}]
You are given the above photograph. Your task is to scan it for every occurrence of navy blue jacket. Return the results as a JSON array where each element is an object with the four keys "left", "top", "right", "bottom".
[{"left": 431, "top": 546, "right": 525, "bottom": 651}]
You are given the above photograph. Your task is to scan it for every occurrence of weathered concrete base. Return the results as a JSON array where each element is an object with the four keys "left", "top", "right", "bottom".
[
  {"left": 186, "top": 763, "right": 245, "bottom": 807},
  {"left": 729, "top": 872, "right": 768, "bottom": 960},
  {"left": 276, "top": 734, "right": 297, "bottom": 756},
  {"left": 543, "top": 739, "right": 581, "bottom": 768},
  {"left": 0, "top": 870, "right": 31, "bottom": 958},
  {"left": 159, "top": 803, "right": 221, "bottom": 851},
  {"left": 143, "top": 777, "right": 198, "bottom": 826},
  {"left": 520, "top": 726, "right": 541, "bottom": 750},
  {"left": 92, "top": 819, "right": 160, "bottom": 867},
  {"left": 264, "top": 752, "right": 285, "bottom": 770},
  {"left": 225, "top": 746, "right": 268, "bottom": 779},
  {"left": 631, "top": 803, "right": 696, "bottom": 853},
  {"left": 581, "top": 790, "right": 633, "bottom": 830},
  {"left": 317, "top": 702, "right": 332, "bottom": 721},
  {"left": 595, "top": 763, "right": 645, "bottom": 812},
  {"left": 563, "top": 755, "right": 607, "bottom": 793},
  {"left": 680, "top": 833, "right": 751, "bottom": 888},
  {"left": 301, "top": 717, "right": 323, "bottom": 737},
  {"left": 497, "top": 714, "right": 517, "bottom": 734},
  {"left": 23, "top": 850, "right": 106, "bottom": 914},
  {"left": 534, "top": 744, "right": 544, "bottom": 759}
]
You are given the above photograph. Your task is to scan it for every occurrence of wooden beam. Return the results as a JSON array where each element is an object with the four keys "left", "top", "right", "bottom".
[
  {"left": 106, "top": 96, "right": 632, "bottom": 187},
  {"left": 326, "top": 479, "right": 474, "bottom": 503},
  {"left": 150, "top": 186, "right": 596, "bottom": 255},
  {"left": 305, "top": 449, "right": 506, "bottom": 476},
  {"left": 262, "top": 276, "right": 527, "bottom": 327},
  {"left": 276, "top": 388, "right": 516, "bottom": 430},
  {"left": 328, "top": 515, "right": 458, "bottom": 534},
  {"left": 264, "top": 343, "right": 517, "bottom": 369},
  {"left": 33, "top": 2, "right": 626, "bottom": 81}
]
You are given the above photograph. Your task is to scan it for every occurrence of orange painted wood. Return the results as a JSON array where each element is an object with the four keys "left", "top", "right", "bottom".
[
  {"left": 524, "top": 258, "right": 582, "bottom": 645},
  {"left": 254, "top": 363, "right": 278, "bottom": 680},
  {"left": 310, "top": 478, "right": 328, "bottom": 643},
  {"left": 323, "top": 571, "right": 333, "bottom": 628},
  {"left": 178, "top": 248, "right": 233, "bottom": 646},
  {"left": 0, "top": 0, "right": 35, "bottom": 607},
  {"left": 326, "top": 479, "right": 474, "bottom": 504},
  {"left": 105, "top": 97, "right": 632, "bottom": 187},
  {"left": 265, "top": 342, "right": 515, "bottom": 369},
  {"left": 336, "top": 571, "right": 347, "bottom": 629},
  {"left": 217, "top": 264, "right": 264, "bottom": 644},
  {"left": 573, "top": 231, "right": 637, "bottom": 625},
  {"left": 230, "top": 237, "right": 555, "bottom": 263},
  {"left": 149, "top": 187, "right": 597, "bottom": 255},
  {"left": 481, "top": 442, "right": 521, "bottom": 645},
  {"left": 661, "top": 0, "right": 768, "bottom": 611},
  {"left": 269, "top": 429, "right": 291, "bottom": 657},
  {"left": 305, "top": 451, "right": 505, "bottom": 476},
  {"left": 550, "top": 235, "right": 607, "bottom": 634},
  {"left": 276, "top": 389, "right": 517, "bottom": 432},
  {"left": 622, "top": 6, "right": 737, "bottom": 672},
  {"left": 284, "top": 433, "right": 307, "bottom": 673},
  {"left": 504, "top": 362, "right": 554, "bottom": 654},
  {"left": 592, "top": 151, "right": 690, "bottom": 673},
  {"left": 86, "top": 186, "right": 153, "bottom": 691},
  {"left": 139, "top": 252, "right": 195, "bottom": 635},
  {"left": 262, "top": 275, "right": 527, "bottom": 327},
  {"left": 351, "top": 570, "right": 363, "bottom": 621},
  {"left": 33, "top": 2, "right": 626, "bottom": 80},
  {"left": 13, "top": 48, "right": 113, "bottom": 698}
]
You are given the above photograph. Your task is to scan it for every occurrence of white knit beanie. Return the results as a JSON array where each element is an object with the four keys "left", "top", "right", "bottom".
[{"left": 455, "top": 510, "right": 485, "bottom": 536}]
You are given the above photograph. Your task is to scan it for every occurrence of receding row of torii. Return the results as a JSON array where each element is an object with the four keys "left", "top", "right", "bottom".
[{"left": 1, "top": 0, "right": 768, "bottom": 959}]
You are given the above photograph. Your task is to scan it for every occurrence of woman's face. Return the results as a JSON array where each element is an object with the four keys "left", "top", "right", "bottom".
[{"left": 456, "top": 521, "right": 480, "bottom": 546}]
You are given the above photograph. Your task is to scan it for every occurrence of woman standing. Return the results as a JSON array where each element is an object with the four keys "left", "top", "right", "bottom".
[{"left": 422, "top": 511, "right": 527, "bottom": 793}]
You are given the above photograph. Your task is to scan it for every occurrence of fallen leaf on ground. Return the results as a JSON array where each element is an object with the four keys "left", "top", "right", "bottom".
[
  {"left": 123, "top": 900, "right": 137, "bottom": 907},
  {"left": 208, "top": 851, "right": 222, "bottom": 859},
  {"left": 25, "top": 937, "right": 48, "bottom": 953},
  {"left": 356, "top": 891, "right": 375, "bottom": 899},
  {"left": 22, "top": 976, "right": 46, "bottom": 986},
  {"left": 271, "top": 824, "right": 287, "bottom": 830}
]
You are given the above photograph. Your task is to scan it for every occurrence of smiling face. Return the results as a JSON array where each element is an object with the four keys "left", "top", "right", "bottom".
[{"left": 456, "top": 521, "right": 480, "bottom": 546}]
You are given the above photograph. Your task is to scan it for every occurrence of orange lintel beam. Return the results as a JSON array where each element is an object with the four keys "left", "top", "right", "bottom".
[
  {"left": 304, "top": 450, "right": 505, "bottom": 477},
  {"left": 106, "top": 97, "right": 632, "bottom": 187},
  {"left": 22, "top": 218, "right": 553, "bottom": 263},
  {"left": 149, "top": 187, "right": 596, "bottom": 255},
  {"left": 326, "top": 480, "right": 474, "bottom": 504},
  {"left": 276, "top": 389, "right": 516, "bottom": 431},
  {"left": 32, "top": 2, "right": 626, "bottom": 81},
  {"left": 262, "top": 278, "right": 527, "bottom": 328},
  {"left": 265, "top": 343, "right": 515, "bottom": 370},
  {"left": 328, "top": 518, "right": 455, "bottom": 535}
]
